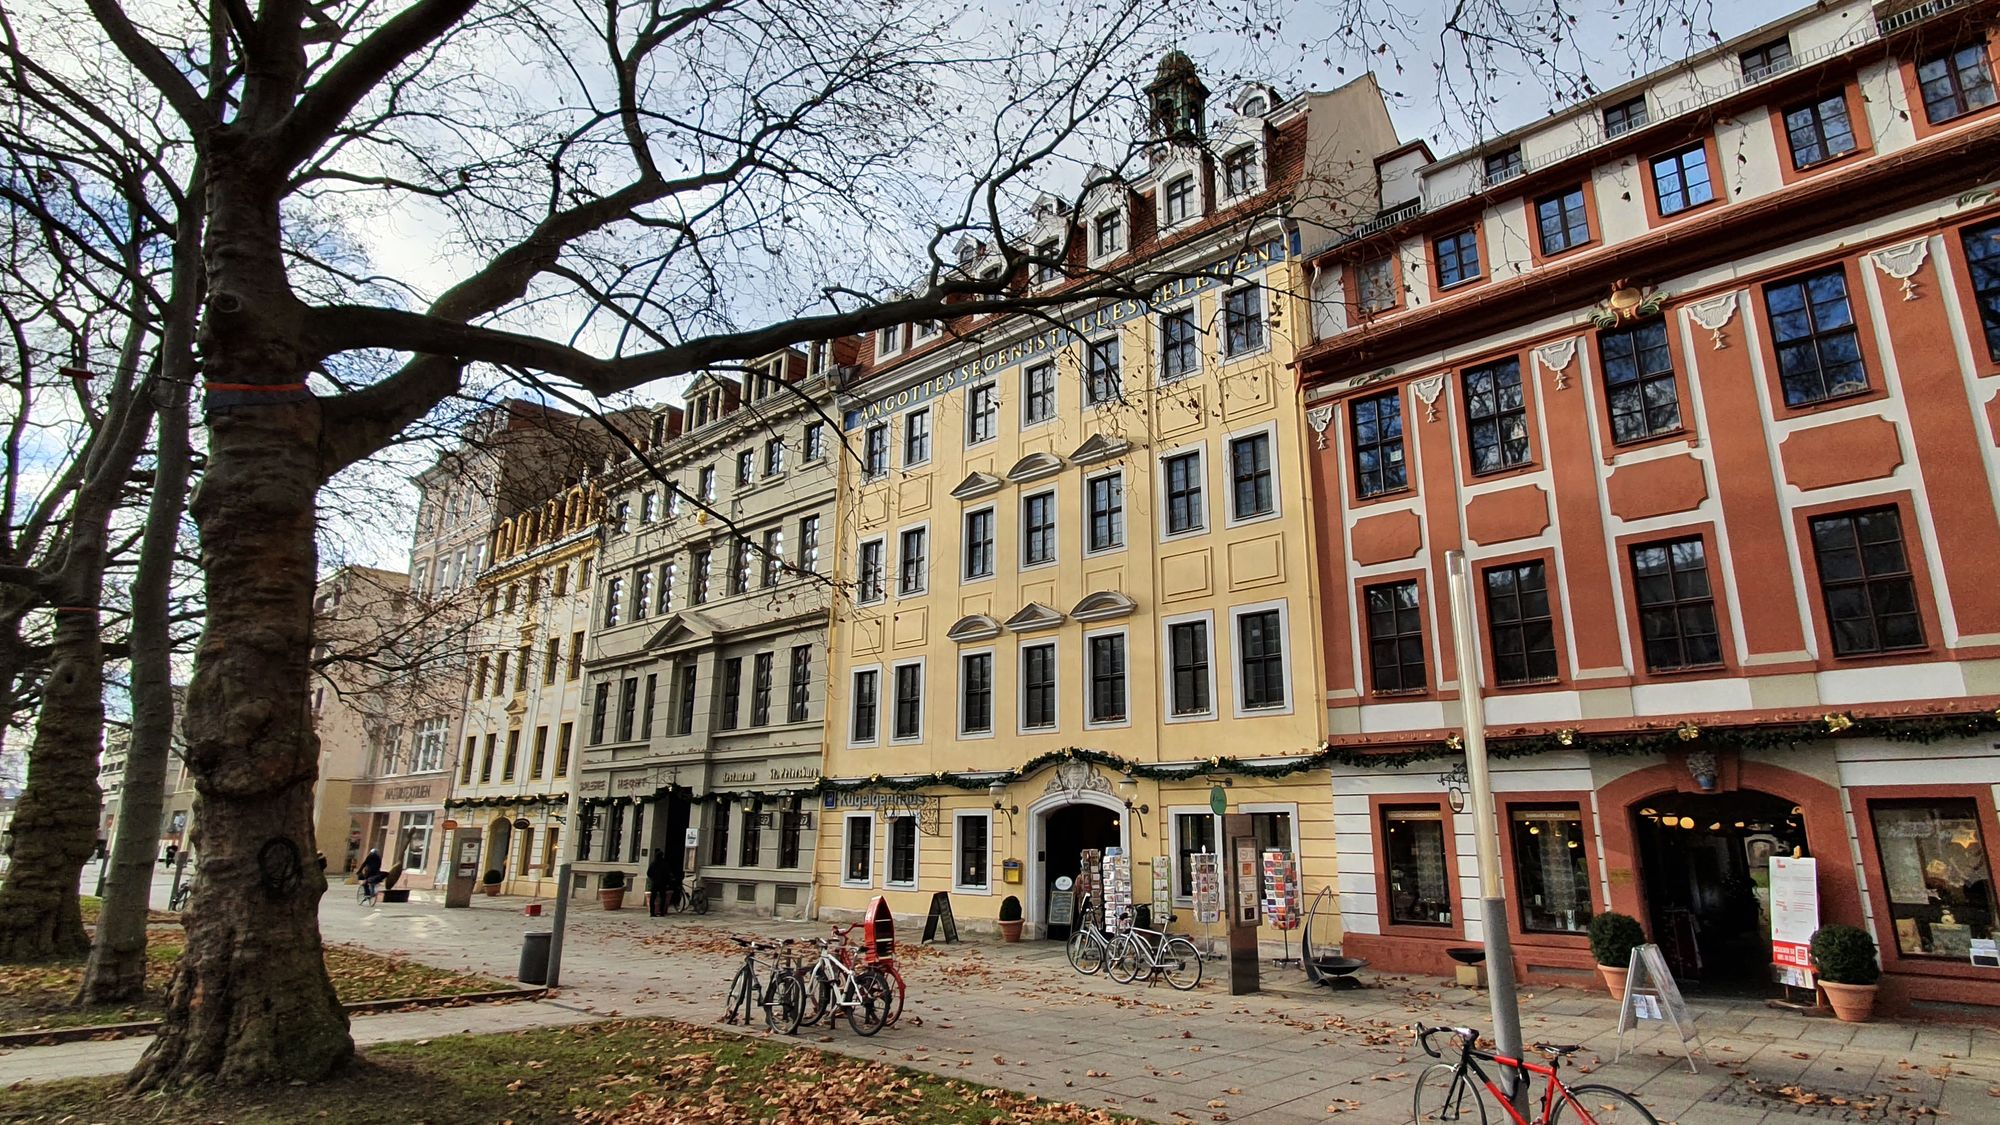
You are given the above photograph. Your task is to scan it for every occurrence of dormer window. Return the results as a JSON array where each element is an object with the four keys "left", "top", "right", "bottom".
[
  {"left": 1222, "top": 146, "right": 1258, "bottom": 196},
  {"left": 1603, "top": 96, "right": 1648, "bottom": 138},
  {"left": 914, "top": 320, "right": 941, "bottom": 341},
  {"left": 1739, "top": 37, "right": 1792, "bottom": 82},
  {"left": 1034, "top": 238, "right": 1062, "bottom": 284},
  {"left": 878, "top": 325, "right": 902, "bottom": 358},
  {"left": 1163, "top": 174, "right": 1195, "bottom": 227},
  {"left": 807, "top": 339, "right": 832, "bottom": 377},
  {"left": 1093, "top": 211, "right": 1123, "bottom": 258},
  {"left": 751, "top": 357, "right": 785, "bottom": 401},
  {"left": 1240, "top": 93, "right": 1269, "bottom": 117},
  {"left": 1483, "top": 147, "right": 1523, "bottom": 185}
]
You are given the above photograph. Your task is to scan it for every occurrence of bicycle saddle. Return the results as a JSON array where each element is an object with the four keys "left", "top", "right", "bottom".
[{"left": 1535, "top": 1043, "right": 1585, "bottom": 1058}]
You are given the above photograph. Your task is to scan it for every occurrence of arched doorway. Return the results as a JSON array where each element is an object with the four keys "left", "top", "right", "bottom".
[
  {"left": 1632, "top": 789, "right": 1809, "bottom": 993},
  {"left": 485, "top": 817, "right": 513, "bottom": 879},
  {"left": 1035, "top": 802, "right": 1123, "bottom": 940}
]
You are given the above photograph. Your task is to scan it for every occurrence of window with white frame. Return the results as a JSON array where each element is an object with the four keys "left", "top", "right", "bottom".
[
  {"left": 802, "top": 421, "right": 825, "bottom": 461},
  {"left": 1224, "top": 286, "right": 1265, "bottom": 355},
  {"left": 1034, "top": 238, "right": 1061, "bottom": 284},
  {"left": 1228, "top": 429, "right": 1275, "bottom": 521},
  {"left": 1222, "top": 146, "right": 1259, "bottom": 196},
  {"left": 1086, "top": 631, "right": 1128, "bottom": 725},
  {"left": 963, "top": 508, "right": 995, "bottom": 580},
  {"left": 1086, "top": 336, "right": 1121, "bottom": 405},
  {"left": 1166, "top": 615, "right": 1214, "bottom": 718},
  {"left": 761, "top": 528, "right": 785, "bottom": 587},
  {"left": 903, "top": 408, "right": 931, "bottom": 465},
  {"left": 1234, "top": 603, "right": 1289, "bottom": 712},
  {"left": 1172, "top": 810, "right": 1218, "bottom": 899},
  {"left": 735, "top": 449, "right": 754, "bottom": 487},
  {"left": 897, "top": 526, "right": 928, "bottom": 595},
  {"left": 412, "top": 717, "right": 448, "bottom": 773},
  {"left": 764, "top": 437, "right": 785, "bottom": 477},
  {"left": 892, "top": 661, "right": 923, "bottom": 741},
  {"left": 1162, "top": 173, "right": 1196, "bottom": 226},
  {"left": 1086, "top": 472, "right": 1124, "bottom": 553},
  {"left": 877, "top": 325, "right": 902, "bottom": 357},
  {"left": 966, "top": 383, "right": 998, "bottom": 445},
  {"left": 1023, "top": 362, "right": 1056, "bottom": 426},
  {"left": 857, "top": 538, "right": 885, "bottom": 603},
  {"left": 640, "top": 490, "right": 658, "bottom": 523},
  {"left": 959, "top": 651, "right": 994, "bottom": 735},
  {"left": 863, "top": 424, "right": 889, "bottom": 478},
  {"left": 1160, "top": 308, "right": 1198, "bottom": 381},
  {"left": 604, "top": 576, "right": 624, "bottom": 628},
  {"left": 954, "top": 811, "right": 991, "bottom": 891},
  {"left": 1161, "top": 448, "right": 1204, "bottom": 536},
  {"left": 1093, "top": 210, "right": 1123, "bottom": 258},
  {"left": 842, "top": 814, "right": 874, "bottom": 885},
  {"left": 1021, "top": 642, "right": 1057, "bottom": 730},
  {"left": 849, "top": 668, "right": 880, "bottom": 744},
  {"left": 699, "top": 466, "right": 716, "bottom": 501},
  {"left": 798, "top": 515, "right": 820, "bottom": 572},
  {"left": 886, "top": 815, "right": 918, "bottom": 888},
  {"left": 1022, "top": 491, "right": 1056, "bottom": 567}
]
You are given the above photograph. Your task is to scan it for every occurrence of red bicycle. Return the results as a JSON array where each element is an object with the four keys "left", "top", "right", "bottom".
[
  {"left": 828, "top": 921, "right": 905, "bottom": 1027},
  {"left": 1413, "top": 1024, "right": 1657, "bottom": 1123}
]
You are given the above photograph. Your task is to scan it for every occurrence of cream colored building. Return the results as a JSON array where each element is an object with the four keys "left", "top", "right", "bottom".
[
  {"left": 815, "top": 60, "right": 1398, "bottom": 937},
  {"left": 448, "top": 480, "right": 599, "bottom": 897}
]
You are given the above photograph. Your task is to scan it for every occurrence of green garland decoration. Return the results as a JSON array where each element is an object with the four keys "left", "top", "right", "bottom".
[{"left": 560, "top": 707, "right": 2000, "bottom": 812}]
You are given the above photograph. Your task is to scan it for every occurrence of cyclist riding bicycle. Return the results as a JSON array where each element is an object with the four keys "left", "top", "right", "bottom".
[{"left": 356, "top": 847, "right": 385, "bottom": 903}]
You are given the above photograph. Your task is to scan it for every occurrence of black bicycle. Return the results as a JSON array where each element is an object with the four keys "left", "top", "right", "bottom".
[
  {"left": 670, "top": 874, "right": 710, "bottom": 915},
  {"left": 724, "top": 936, "right": 804, "bottom": 1034}
]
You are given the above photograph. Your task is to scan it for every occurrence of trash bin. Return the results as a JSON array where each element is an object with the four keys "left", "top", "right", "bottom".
[{"left": 519, "top": 930, "right": 552, "bottom": 985}]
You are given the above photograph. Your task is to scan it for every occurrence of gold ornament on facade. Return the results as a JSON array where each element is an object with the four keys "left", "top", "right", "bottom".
[
  {"left": 1823, "top": 712, "right": 1854, "bottom": 733},
  {"left": 1676, "top": 721, "right": 1701, "bottom": 742},
  {"left": 1557, "top": 728, "right": 1577, "bottom": 747}
]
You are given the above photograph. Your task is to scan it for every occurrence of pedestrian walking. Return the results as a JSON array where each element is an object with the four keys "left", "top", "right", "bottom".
[{"left": 646, "top": 848, "right": 670, "bottom": 916}]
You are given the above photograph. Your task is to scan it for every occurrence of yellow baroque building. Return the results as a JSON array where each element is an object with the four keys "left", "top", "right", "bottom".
[{"left": 813, "top": 63, "right": 1393, "bottom": 939}]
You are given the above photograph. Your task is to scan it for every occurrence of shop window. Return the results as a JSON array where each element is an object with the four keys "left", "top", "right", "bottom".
[
  {"left": 1869, "top": 798, "right": 1996, "bottom": 958},
  {"left": 1174, "top": 812, "right": 1218, "bottom": 897},
  {"left": 740, "top": 800, "right": 762, "bottom": 867},
  {"left": 710, "top": 799, "right": 731, "bottom": 865},
  {"left": 1383, "top": 807, "right": 1454, "bottom": 926},
  {"left": 777, "top": 807, "right": 803, "bottom": 869},
  {"left": 1251, "top": 809, "right": 1293, "bottom": 856},
  {"left": 887, "top": 815, "right": 918, "bottom": 887},
  {"left": 843, "top": 815, "right": 873, "bottom": 885},
  {"left": 955, "top": 814, "right": 990, "bottom": 890},
  {"left": 1508, "top": 806, "right": 1594, "bottom": 934}
]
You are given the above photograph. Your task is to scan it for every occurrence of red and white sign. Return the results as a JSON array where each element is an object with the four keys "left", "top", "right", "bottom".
[{"left": 1770, "top": 855, "right": 1819, "bottom": 987}]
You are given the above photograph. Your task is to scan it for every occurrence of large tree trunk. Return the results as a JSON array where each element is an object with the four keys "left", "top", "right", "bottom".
[
  {"left": 131, "top": 142, "right": 351, "bottom": 1088},
  {"left": 80, "top": 390, "right": 193, "bottom": 1004}
]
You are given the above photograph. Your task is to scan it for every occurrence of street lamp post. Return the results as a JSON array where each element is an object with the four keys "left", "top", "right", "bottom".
[
  {"left": 1444, "top": 550, "right": 1526, "bottom": 1110},
  {"left": 544, "top": 763, "right": 585, "bottom": 988}
]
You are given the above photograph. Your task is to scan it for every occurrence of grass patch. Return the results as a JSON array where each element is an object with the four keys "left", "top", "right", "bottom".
[
  {"left": 0, "top": 941, "right": 504, "bottom": 1035},
  {"left": 0, "top": 1018, "right": 1127, "bottom": 1123}
]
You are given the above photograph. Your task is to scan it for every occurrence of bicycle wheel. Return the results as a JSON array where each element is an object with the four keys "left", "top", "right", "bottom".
[
  {"left": 1106, "top": 936, "right": 1143, "bottom": 984},
  {"left": 693, "top": 888, "right": 710, "bottom": 915},
  {"left": 725, "top": 965, "right": 755, "bottom": 1024},
  {"left": 766, "top": 972, "right": 804, "bottom": 1035},
  {"left": 1550, "top": 1085, "right": 1658, "bottom": 1125},
  {"left": 1413, "top": 1063, "right": 1487, "bottom": 1123},
  {"left": 1067, "top": 929, "right": 1105, "bottom": 975},
  {"left": 1160, "top": 936, "right": 1203, "bottom": 991},
  {"left": 847, "top": 971, "right": 891, "bottom": 1037},
  {"left": 880, "top": 965, "right": 906, "bottom": 1027},
  {"left": 800, "top": 968, "right": 831, "bottom": 1027}
]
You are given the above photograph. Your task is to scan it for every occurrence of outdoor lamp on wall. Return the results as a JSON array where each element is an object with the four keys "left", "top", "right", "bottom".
[{"left": 1116, "top": 774, "right": 1150, "bottom": 836}]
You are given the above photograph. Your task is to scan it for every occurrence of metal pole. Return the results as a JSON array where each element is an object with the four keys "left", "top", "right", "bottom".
[
  {"left": 1444, "top": 550, "right": 1526, "bottom": 1110},
  {"left": 544, "top": 763, "right": 584, "bottom": 988}
]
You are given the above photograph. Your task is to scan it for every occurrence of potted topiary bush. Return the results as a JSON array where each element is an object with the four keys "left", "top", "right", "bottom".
[
  {"left": 997, "top": 895, "right": 1024, "bottom": 942},
  {"left": 599, "top": 869, "right": 627, "bottom": 911},
  {"left": 1811, "top": 924, "right": 1880, "bottom": 1022},
  {"left": 481, "top": 869, "right": 503, "bottom": 896},
  {"left": 1588, "top": 912, "right": 1645, "bottom": 999}
]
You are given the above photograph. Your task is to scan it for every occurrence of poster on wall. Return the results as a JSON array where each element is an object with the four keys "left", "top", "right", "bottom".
[
  {"left": 1769, "top": 855, "right": 1819, "bottom": 988},
  {"left": 1192, "top": 851, "right": 1222, "bottom": 924}
]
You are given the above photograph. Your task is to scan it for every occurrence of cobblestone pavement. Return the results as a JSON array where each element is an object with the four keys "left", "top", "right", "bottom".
[{"left": 10, "top": 890, "right": 2000, "bottom": 1123}]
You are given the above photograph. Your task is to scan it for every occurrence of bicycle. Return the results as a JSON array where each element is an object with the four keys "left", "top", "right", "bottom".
[
  {"left": 797, "top": 936, "right": 893, "bottom": 1036},
  {"left": 827, "top": 921, "right": 906, "bottom": 1027},
  {"left": 723, "top": 936, "right": 805, "bottom": 1034},
  {"left": 1065, "top": 895, "right": 1111, "bottom": 975},
  {"left": 1104, "top": 911, "right": 1202, "bottom": 990},
  {"left": 170, "top": 877, "right": 194, "bottom": 912},
  {"left": 1412, "top": 1023, "right": 1658, "bottom": 1124},
  {"left": 670, "top": 874, "right": 709, "bottom": 915}
]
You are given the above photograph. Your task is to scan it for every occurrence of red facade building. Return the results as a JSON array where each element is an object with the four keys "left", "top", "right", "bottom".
[{"left": 1296, "top": 0, "right": 2000, "bottom": 1011}]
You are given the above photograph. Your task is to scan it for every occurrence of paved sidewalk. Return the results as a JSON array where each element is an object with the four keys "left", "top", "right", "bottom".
[{"left": 10, "top": 893, "right": 2000, "bottom": 1123}]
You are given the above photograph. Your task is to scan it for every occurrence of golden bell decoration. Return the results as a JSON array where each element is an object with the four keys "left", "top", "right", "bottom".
[
  {"left": 1823, "top": 712, "right": 1853, "bottom": 733},
  {"left": 1676, "top": 721, "right": 1701, "bottom": 742},
  {"left": 1445, "top": 733, "right": 1463, "bottom": 751},
  {"left": 869, "top": 773, "right": 881, "bottom": 783},
  {"left": 1557, "top": 728, "right": 1577, "bottom": 747}
]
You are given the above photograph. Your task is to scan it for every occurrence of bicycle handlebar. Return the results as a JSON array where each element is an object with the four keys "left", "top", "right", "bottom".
[{"left": 1415, "top": 1023, "right": 1479, "bottom": 1059}]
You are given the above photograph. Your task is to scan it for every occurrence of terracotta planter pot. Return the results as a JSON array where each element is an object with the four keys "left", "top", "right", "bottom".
[
  {"left": 1597, "top": 964, "right": 1629, "bottom": 1000},
  {"left": 1821, "top": 980, "right": 1877, "bottom": 1023},
  {"left": 481, "top": 882, "right": 501, "bottom": 896},
  {"left": 600, "top": 888, "right": 626, "bottom": 911},
  {"left": 997, "top": 919, "right": 1023, "bottom": 942}
]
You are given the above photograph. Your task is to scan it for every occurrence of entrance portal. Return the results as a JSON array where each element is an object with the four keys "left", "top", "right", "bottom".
[
  {"left": 1632, "top": 789, "right": 1809, "bottom": 993},
  {"left": 1041, "top": 803, "right": 1121, "bottom": 940},
  {"left": 485, "top": 817, "right": 513, "bottom": 879}
]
